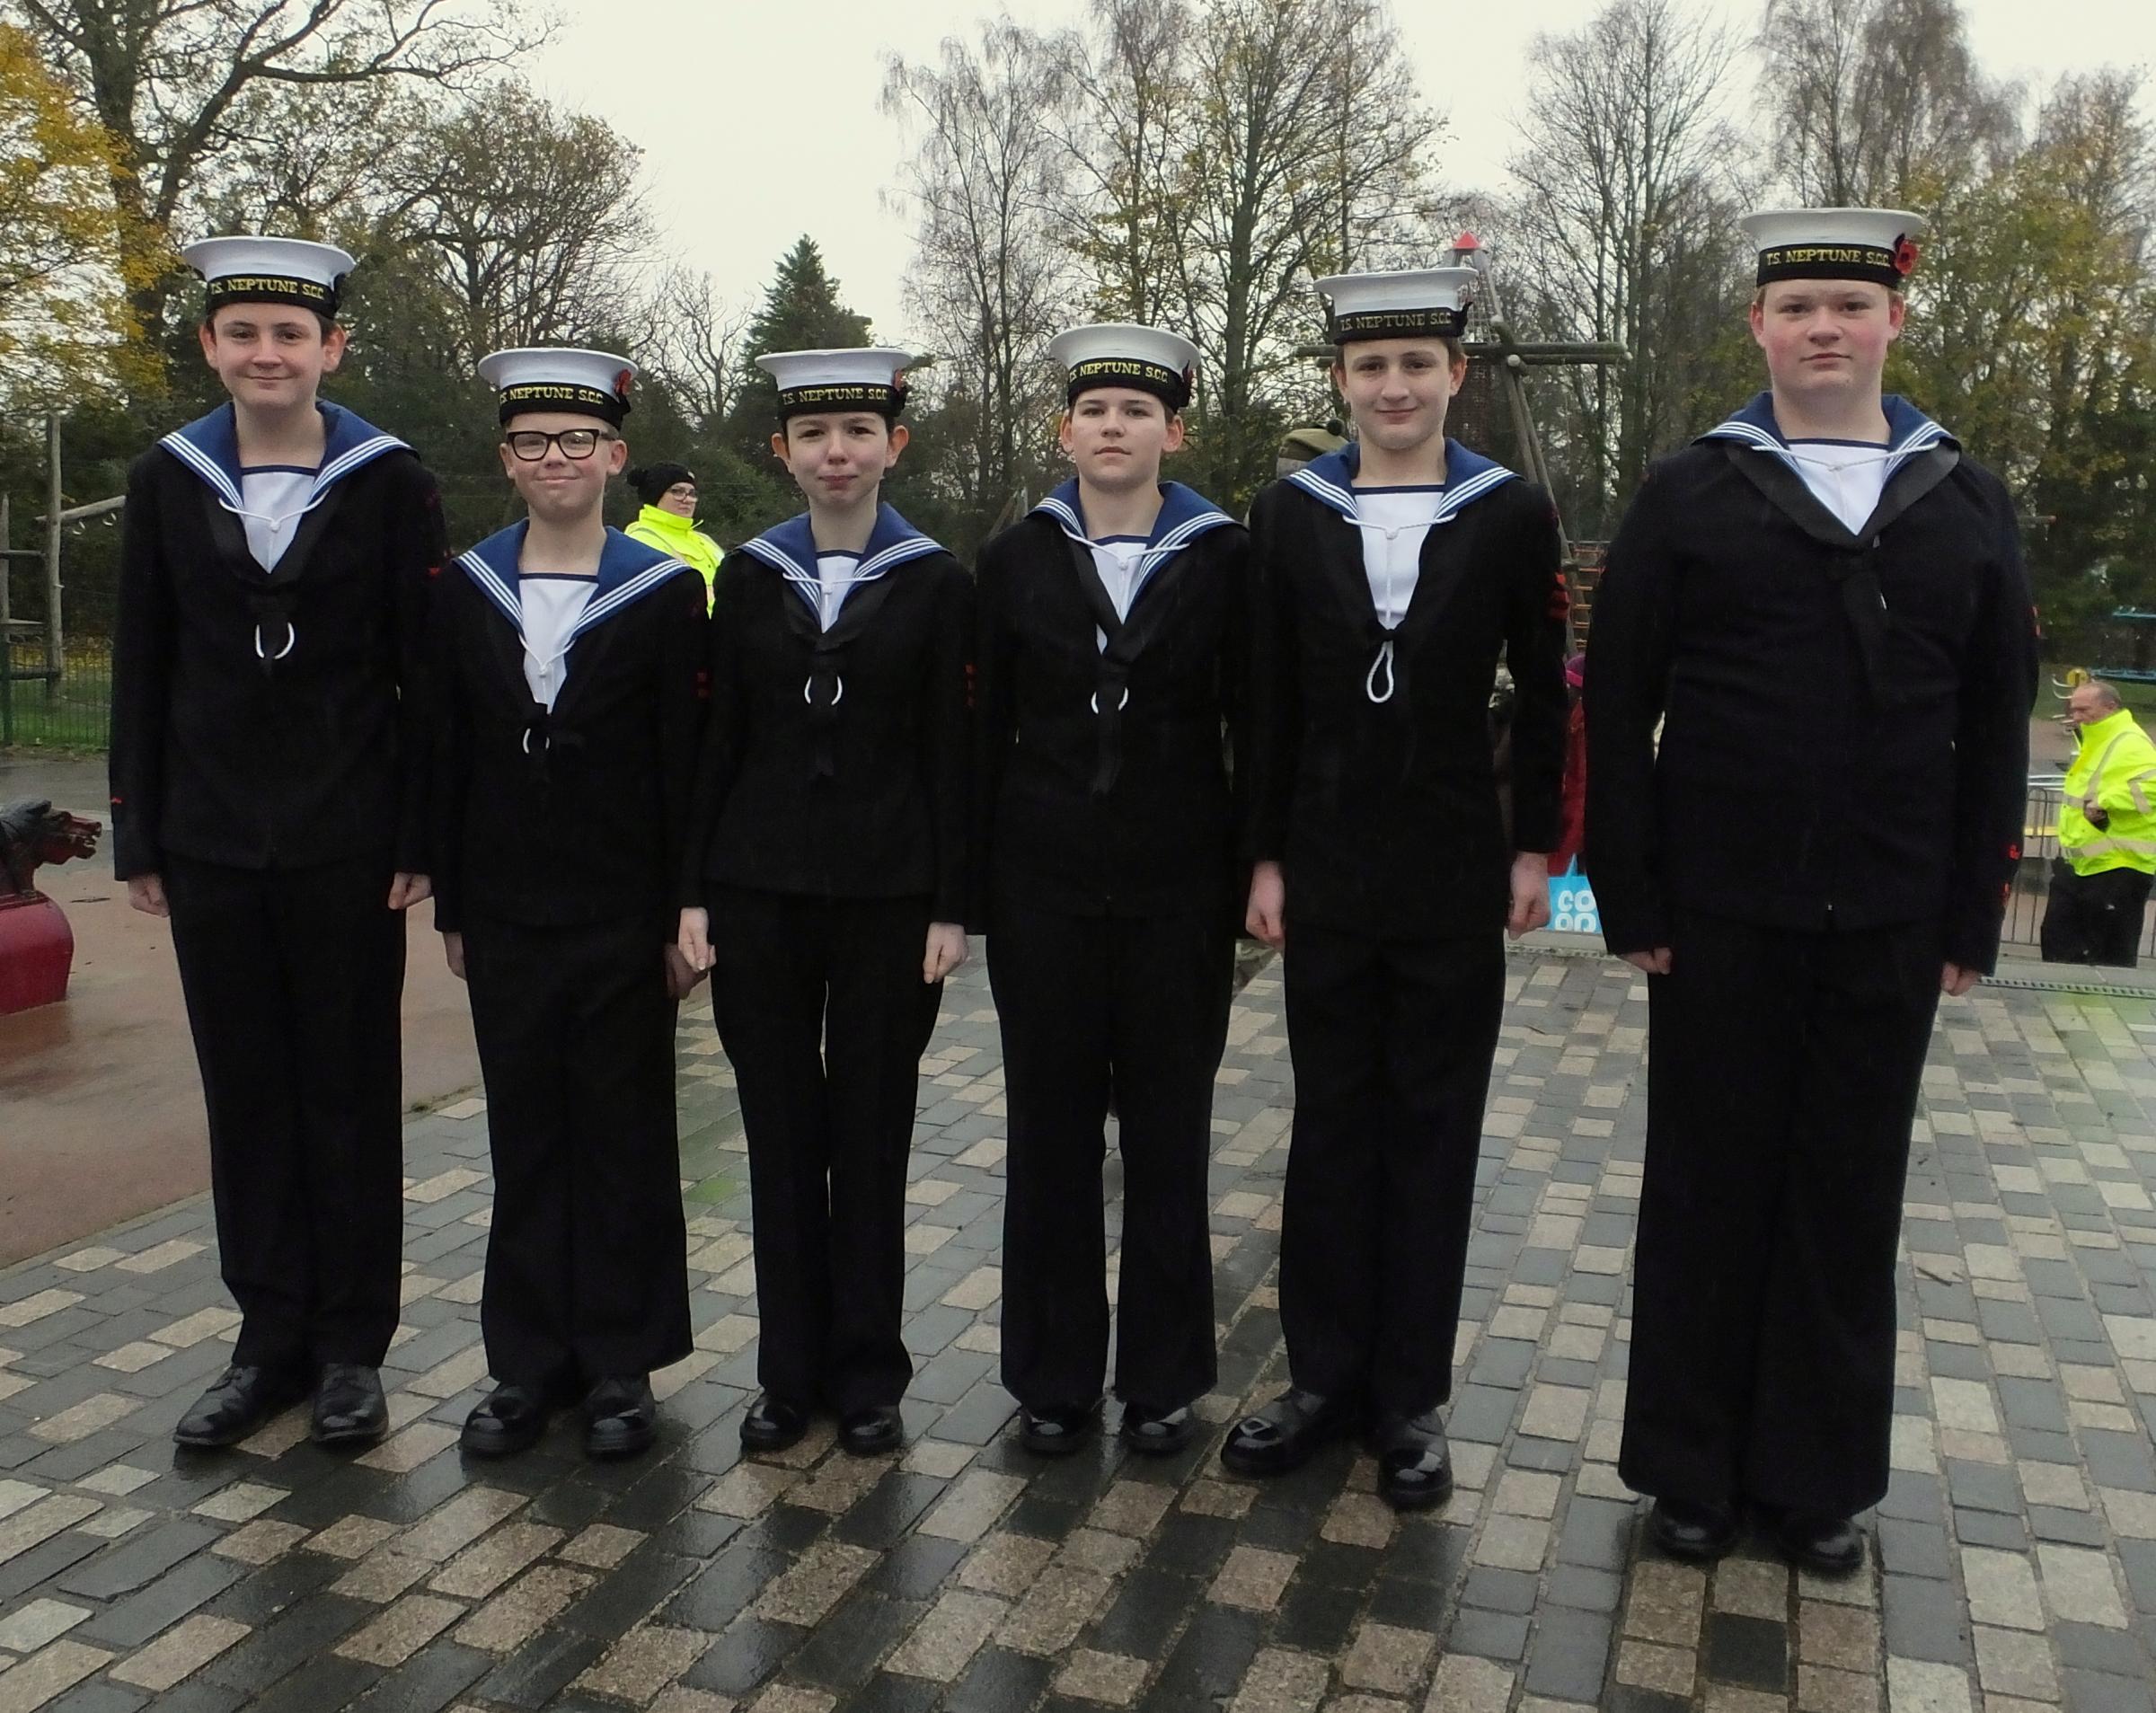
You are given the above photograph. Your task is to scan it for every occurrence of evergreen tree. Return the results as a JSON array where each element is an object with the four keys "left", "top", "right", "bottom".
[{"left": 725, "top": 237, "right": 876, "bottom": 446}]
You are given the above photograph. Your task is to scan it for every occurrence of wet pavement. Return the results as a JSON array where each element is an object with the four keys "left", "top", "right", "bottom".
[{"left": 2, "top": 949, "right": 2155, "bottom": 1712}]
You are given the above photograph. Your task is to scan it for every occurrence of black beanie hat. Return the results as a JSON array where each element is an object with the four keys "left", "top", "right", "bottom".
[{"left": 628, "top": 462, "right": 696, "bottom": 504}]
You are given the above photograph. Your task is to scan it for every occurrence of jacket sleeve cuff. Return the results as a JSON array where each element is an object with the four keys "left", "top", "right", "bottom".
[{"left": 1596, "top": 890, "right": 1672, "bottom": 958}]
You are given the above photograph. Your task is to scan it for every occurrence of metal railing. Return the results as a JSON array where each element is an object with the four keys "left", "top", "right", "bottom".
[{"left": 3, "top": 626, "right": 112, "bottom": 751}]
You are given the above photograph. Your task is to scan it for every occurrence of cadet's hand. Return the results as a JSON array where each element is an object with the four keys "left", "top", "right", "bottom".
[
  {"left": 1507, "top": 852, "right": 1551, "bottom": 939},
  {"left": 1623, "top": 947, "right": 1673, "bottom": 975},
  {"left": 1246, "top": 861, "right": 1286, "bottom": 949},
  {"left": 663, "top": 941, "right": 704, "bottom": 1000},
  {"left": 388, "top": 872, "right": 431, "bottom": 910},
  {"left": 1940, "top": 962, "right": 1979, "bottom": 997},
  {"left": 677, "top": 907, "right": 713, "bottom": 973},
  {"left": 924, "top": 922, "right": 968, "bottom": 983},
  {"left": 127, "top": 873, "right": 169, "bottom": 918},
  {"left": 443, "top": 931, "right": 465, "bottom": 980}
]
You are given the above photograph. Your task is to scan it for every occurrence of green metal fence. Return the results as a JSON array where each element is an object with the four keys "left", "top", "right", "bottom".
[{"left": 3, "top": 628, "right": 112, "bottom": 751}]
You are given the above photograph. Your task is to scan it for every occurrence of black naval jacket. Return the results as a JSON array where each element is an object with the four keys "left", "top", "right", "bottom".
[
  {"left": 685, "top": 505, "right": 971, "bottom": 923},
  {"left": 109, "top": 403, "right": 443, "bottom": 879},
  {"left": 1585, "top": 393, "right": 2038, "bottom": 973},
  {"left": 973, "top": 481, "right": 1250, "bottom": 924},
  {"left": 1246, "top": 441, "right": 1570, "bottom": 939},
  {"left": 430, "top": 524, "right": 708, "bottom": 934}
]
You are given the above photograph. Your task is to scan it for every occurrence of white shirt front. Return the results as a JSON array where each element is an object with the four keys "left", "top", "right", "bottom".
[
  {"left": 1088, "top": 536, "right": 1148, "bottom": 650},
  {"left": 1786, "top": 439, "right": 1892, "bottom": 534},
  {"left": 520, "top": 575, "right": 596, "bottom": 711},
  {"left": 235, "top": 466, "right": 315, "bottom": 572},
  {"left": 1351, "top": 486, "right": 1444, "bottom": 628},
  {"left": 815, "top": 552, "right": 863, "bottom": 631}
]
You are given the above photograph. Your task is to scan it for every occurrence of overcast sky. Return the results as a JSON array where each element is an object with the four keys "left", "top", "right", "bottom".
[{"left": 525, "top": 0, "right": 2156, "bottom": 344}]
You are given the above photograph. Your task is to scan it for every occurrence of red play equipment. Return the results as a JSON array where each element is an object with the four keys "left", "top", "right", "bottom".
[{"left": 0, "top": 799, "right": 101, "bottom": 1013}]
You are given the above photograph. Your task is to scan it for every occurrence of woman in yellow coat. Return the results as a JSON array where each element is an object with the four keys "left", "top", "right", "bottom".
[{"left": 625, "top": 463, "right": 722, "bottom": 609}]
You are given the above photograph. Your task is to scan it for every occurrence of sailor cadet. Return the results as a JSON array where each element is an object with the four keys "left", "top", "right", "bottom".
[
  {"left": 1228, "top": 267, "right": 1569, "bottom": 1509},
  {"left": 677, "top": 348, "right": 972, "bottom": 1460},
  {"left": 1586, "top": 208, "right": 2037, "bottom": 1570},
  {"left": 973, "top": 322, "right": 1250, "bottom": 1457},
  {"left": 432, "top": 347, "right": 706, "bottom": 1460},
  {"left": 110, "top": 235, "right": 443, "bottom": 1452}
]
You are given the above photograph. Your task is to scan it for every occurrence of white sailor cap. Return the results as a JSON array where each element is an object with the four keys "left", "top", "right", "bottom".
[
  {"left": 755, "top": 348, "right": 917, "bottom": 419},
  {"left": 477, "top": 348, "right": 637, "bottom": 426},
  {"left": 1313, "top": 267, "right": 1478, "bottom": 345},
  {"left": 1740, "top": 208, "right": 1925, "bottom": 290},
  {"left": 184, "top": 235, "right": 356, "bottom": 319},
  {"left": 1047, "top": 322, "right": 1199, "bottom": 411}
]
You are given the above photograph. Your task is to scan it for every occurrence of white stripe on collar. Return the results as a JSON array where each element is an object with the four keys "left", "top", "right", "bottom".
[
  {"left": 1702, "top": 412, "right": 1952, "bottom": 483},
  {"left": 161, "top": 427, "right": 407, "bottom": 523},
  {"left": 158, "top": 433, "right": 243, "bottom": 508},
  {"left": 573, "top": 559, "right": 694, "bottom": 639},
  {"left": 456, "top": 549, "right": 523, "bottom": 630},
  {"left": 1286, "top": 461, "right": 1515, "bottom": 525}
]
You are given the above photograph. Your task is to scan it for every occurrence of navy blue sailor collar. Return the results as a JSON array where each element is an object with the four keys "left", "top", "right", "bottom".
[
  {"left": 455, "top": 522, "right": 694, "bottom": 642},
  {"left": 735, "top": 502, "right": 946, "bottom": 618},
  {"left": 158, "top": 400, "right": 409, "bottom": 514},
  {"left": 1285, "top": 438, "right": 1519, "bottom": 522},
  {"left": 1032, "top": 479, "right": 1236, "bottom": 578},
  {"left": 1697, "top": 392, "right": 1956, "bottom": 481}
]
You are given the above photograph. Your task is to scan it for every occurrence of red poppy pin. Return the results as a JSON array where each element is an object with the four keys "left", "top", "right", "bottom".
[
  {"left": 1892, "top": 235, "right": 1920, "bottom": 277},
  {"left": 614, "top": 368, "right": 634, "bottom": 401}
]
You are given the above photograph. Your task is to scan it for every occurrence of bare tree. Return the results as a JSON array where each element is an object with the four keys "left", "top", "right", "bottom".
[
  {"left": 1506, "top": 0, "right": 1756, "bottom": 534},
  {"left": 641, "top": 267, "right": 750, "bottom": 431},
  {"left": 1170, "top": 0, "right": 1437, "bottom": 497},
  {"left": 1756, "top": 0, "right": 2019, "bottom": 205},
  {"left": 389, "top": 79, "right": 652, "bottom": 362},
  {"left": 9, "top": 0, "right": 544, "bottom": 333},
  {"left": 1049, "top": 0, "right": 1192, "bottom": 326},
  {"left": 882, "top": 22, "right": 1076, "bottom": 548}
]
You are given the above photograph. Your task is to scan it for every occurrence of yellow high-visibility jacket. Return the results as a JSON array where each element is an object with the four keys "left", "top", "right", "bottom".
[
  {"left": 2062, "top": 706, "right": 2156, "bottom": 877},
  {"left": 625, "top": 505, "right": 722, "bottom": 612}
]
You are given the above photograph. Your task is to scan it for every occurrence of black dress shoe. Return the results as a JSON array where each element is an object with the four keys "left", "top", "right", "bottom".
[
  {"left": 1774, "top": 1510, "right": 1865, "bottom": 1575},
  {"left": 461, "top": 1384, "right": 552, "bottom": 1456},
  {"left": 174, "top": 1364, "right": 305, "bottom": 1449},
  {"left": 839, "top": 1405, "right": 903, "bottom": 1457},
  {"left": 584, "top": 1375, "right": 657, "bottom": 1459},
  {"left": 311, "top": 1364, "right": 388, "bottom": 1447},
  {"left": 1119, "top": 1402, "right": 1195, "bottom": 1455},
  {"left": 740, "top": 1393, "right": 810, "bottom": 1453},
  {"left": 1219, "top": 1387, "right": 1355, "bottom": 1477},
  {"left": 1650, "top": 1497, "right": 1740, "bottom": 1561},
  {"left": 1020, "top": 1401, "right": 1100, "bottom": 1456},
  {"left": 1368, "top": 1408, "right": 1454, "bottom": 1510}
]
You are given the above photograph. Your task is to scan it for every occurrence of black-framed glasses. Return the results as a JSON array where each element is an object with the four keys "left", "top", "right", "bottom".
[{"left": 504, "top": 428, "right": 615, "bottom": 461}]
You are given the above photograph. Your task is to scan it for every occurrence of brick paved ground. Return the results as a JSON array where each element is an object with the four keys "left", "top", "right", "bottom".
[{"left": 3, "top": 947, "right": 2156, "bottom": 1712}]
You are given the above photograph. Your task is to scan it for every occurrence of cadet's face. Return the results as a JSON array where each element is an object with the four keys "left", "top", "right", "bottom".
[
  {"left": 199, "top": 306, "right": 344, "bottom": 410},
  {"left": 1060, "top": 388, "right": 1184, "bottom": 491},
  {"left": 772, "top": 413, "right": 907, "bottom": 508},
  {"left": 1333, "top": 340, "right": 1464, "bottom": 453},
  {"left": 1751, "top": 280, "right": 1904, "bottom": 402},
  {"left": 498, "top": 411, "right": 625, "bottom": 523}
]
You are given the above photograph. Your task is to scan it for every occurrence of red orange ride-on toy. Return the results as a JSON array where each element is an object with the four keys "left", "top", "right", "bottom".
[{"left": 0, "top": 799, "right": 102, "bottom": 1014}]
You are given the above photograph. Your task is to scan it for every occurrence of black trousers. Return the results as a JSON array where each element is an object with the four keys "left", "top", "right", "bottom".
[
  {"left": 1623, "top": 910, "right": 1940, "bottom": 1517},
  {"left": 989, "top": 903, "right": 1231, "bottom": 1412},
  {"left": 1278, "top": 922, "right": 1505, "bottom": 1417},
  {"left": 462, "top": 914, "right": 691, "bottom": 1392},
  {"left": 163, "top": 855, "right": 405, "bottom": 1370},
  {"left": 710, "top": 887, "right": 941, "bottom": 1415},
  {"left": 2040, "top": 862, "right": 2152, "bottom": 967}
]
